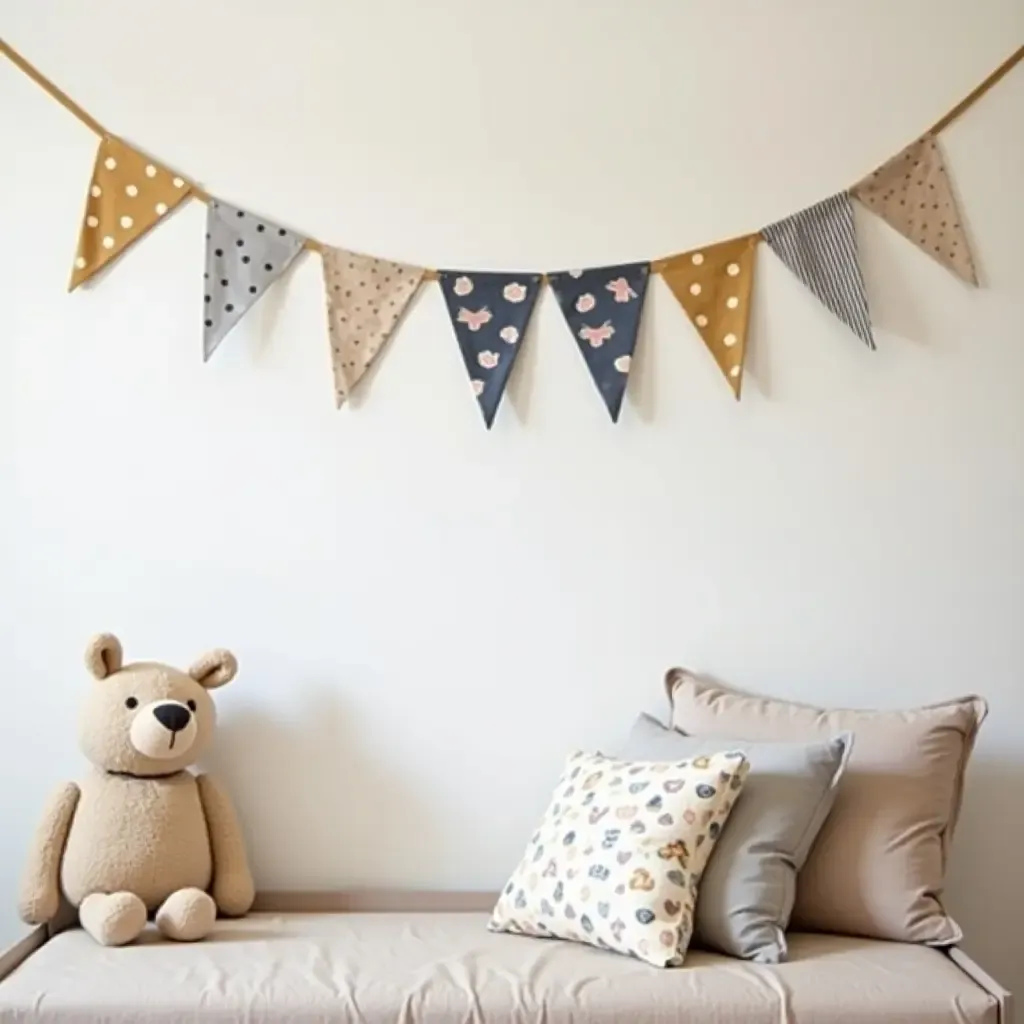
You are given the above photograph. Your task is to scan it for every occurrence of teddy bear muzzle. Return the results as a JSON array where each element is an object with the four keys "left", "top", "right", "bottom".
[{"left": 129, "top": 700, "right": 199, "bottom": 759}]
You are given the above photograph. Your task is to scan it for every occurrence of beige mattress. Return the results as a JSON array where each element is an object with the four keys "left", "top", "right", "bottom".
[{"left": 0, "top": 911, "right": 999, "bottom": 1023}]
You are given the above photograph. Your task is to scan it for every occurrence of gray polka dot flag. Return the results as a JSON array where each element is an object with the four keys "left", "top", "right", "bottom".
[
  {"left": 203, "top": 199, "right": 305, "bottom": 361},
  {"left": 761, "top": 192, "right": 875, "bottom": 349}
]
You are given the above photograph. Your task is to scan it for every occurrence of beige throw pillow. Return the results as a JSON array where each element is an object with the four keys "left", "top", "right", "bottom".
[
  {"left": 489, "top": 747, "right": 749, "bottom": 966},
  {"left": 665, "top": 668, "right": 987, "bottom": 945}
]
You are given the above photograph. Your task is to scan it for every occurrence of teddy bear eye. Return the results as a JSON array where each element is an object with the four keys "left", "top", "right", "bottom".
[
  {"left": 187, "top": 699, "right": 197, "bottom": 712},
  {"left": 125, "top": 697, "right": 138, "bottom": 710}
]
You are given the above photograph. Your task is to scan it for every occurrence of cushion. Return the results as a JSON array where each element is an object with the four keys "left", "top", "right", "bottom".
[
  {"left": 488, "top": 747, "right": 749, "bottom": 967},
  {"left": 616, "top": 712, "right": 852, "bottom": 962},
  {"left": 665, "top": 668, "right": 987, "bottom": 945}
]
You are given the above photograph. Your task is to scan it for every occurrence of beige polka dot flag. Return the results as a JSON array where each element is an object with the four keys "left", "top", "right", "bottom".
[
  {"left": 321, "top": 247, "right": 425, "bottom": 406},
  {"left": 853, "top": 134, "right": 977, "bottom": 285},
  {"left": 70, "top": 135, "right": 191, "bottom": 291},
  {"left": 661, "top": 233, "right": 759, "bottom": 399}
]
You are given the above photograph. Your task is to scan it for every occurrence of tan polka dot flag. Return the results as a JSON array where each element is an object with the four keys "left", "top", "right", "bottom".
[
  {"left": 321, "top": 247, "right": 425, "bottom": 406},
  {"left": 852, "top": 134, "right": 977, "bottom": 285},
  {"left": 70, "top": 135, "right": 191, "bottom": 291},
  {"left": 661, "top": 233, "right": 759, "bottom": 398}
]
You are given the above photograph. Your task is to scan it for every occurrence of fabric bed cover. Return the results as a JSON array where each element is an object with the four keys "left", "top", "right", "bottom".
[{"left": 0, "top": 911, "right": 999, "bottom": 1023}]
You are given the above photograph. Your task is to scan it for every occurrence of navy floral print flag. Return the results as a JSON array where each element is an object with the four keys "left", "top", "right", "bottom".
[
  {"left": 548, "top": 262, "right": 650, "bottom": 422},
  {"left": 438, "top": 270, "right": 543, "bottom": 428}
]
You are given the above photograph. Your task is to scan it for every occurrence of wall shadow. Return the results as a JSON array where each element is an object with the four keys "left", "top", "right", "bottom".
[
  {"left": 202, "top": 683, "right": 441, "bottom": 891},
  {"left": 942, "top": 754, "right": 1024, "bottom": 991}
]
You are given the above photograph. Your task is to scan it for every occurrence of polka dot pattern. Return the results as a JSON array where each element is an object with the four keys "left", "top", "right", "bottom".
[
  {"left": 548, "top": 262, "right": 650, "bottom": 423},
  {"left": 70, "top": 135, "right": 191, "bottom": 290},
  {"left": 202, "top": 200, "right": 305, "bottom": 361},
  {"left": 322, "top": 247, "right": 425, "bottom": 407},
  {"left": 438, "top": 270, "right": 542, "bottom": 429},
  {"left": 853, "top": 134, "right": 977, "bottom": 286},
  {"left": 661, "top": 233, "right": 759, "bottom": 399}
]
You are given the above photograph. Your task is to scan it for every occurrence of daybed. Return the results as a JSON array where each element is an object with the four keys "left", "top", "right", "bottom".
[{"left": 0, "top": 892, "right": 1012, "bottom": 1023}]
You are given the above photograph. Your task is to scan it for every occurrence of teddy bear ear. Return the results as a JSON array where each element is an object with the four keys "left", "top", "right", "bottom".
[
  {"left": 188, "top": 649, "right": 238, "bottom": 689},
  {"left": 85, "top": 633, "right": 123, "bottom": 680}
]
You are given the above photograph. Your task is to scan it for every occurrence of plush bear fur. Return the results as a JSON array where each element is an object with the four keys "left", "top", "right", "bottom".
[{"left": 18, "top": 634, "right": 254, "bottom": 946}]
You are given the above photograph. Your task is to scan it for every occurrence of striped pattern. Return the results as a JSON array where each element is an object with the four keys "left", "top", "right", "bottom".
[{"left": 762, "top": 192, "right": 874, "bottom": 349}]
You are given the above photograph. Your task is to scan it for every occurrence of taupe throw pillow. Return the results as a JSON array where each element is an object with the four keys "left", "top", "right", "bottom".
[
  {"left": 617, "top": 713, "right": 851, "bottom": 963},
  {"left": 665, "top": 668, "right": 987, "bottom": 946}
]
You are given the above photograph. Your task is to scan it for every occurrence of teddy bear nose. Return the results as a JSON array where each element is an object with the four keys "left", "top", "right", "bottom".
[{"left": 152, "top": 703, "right": 191, "bottom": 733}]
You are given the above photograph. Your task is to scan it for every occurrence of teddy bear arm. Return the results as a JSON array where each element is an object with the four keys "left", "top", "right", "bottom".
[
  {"left": 197, "top": 773, "right": 255, "bottom": 917},
  {"left": 18, "top": 782, "right": 80, "bottom": 926}
]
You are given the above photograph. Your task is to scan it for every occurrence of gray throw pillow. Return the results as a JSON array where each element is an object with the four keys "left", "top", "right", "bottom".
[{"left": 616, "top": 713, "right": 852, "bottom": 963}]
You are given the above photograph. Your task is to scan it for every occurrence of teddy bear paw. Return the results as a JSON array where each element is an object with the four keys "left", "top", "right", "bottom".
[
  {"left": 155, "top": 888, "right": 217, "bottom": 942},
  {"left": 17, "top": 887, "right": 60, "bottom": 926},
  {"left": 79, "top": 892, "right": 147, "bottom": 946},
  {"left": 213, "top": 871, "right": 256, "bottom": 917}
]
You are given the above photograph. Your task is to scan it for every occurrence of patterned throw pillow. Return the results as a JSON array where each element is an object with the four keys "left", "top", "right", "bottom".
[{"left": 489, "top": 748, "right": 750, "bottom": 967}]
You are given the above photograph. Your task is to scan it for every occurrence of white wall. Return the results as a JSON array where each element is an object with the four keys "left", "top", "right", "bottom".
[{"left": 2, "top": 0, "right": 1023, "bottom": 994}]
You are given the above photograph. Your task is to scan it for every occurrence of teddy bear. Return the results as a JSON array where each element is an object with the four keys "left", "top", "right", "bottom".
[{"left": 17, "top": 633, "right": 255, "bottom": 946}]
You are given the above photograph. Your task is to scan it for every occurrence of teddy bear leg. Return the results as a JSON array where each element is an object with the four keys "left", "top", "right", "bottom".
[
  {"left": 155, "top": 887, "right": 217, "bottom": 942},
  {"left": 79, "top": 892, "right": 148, "bottom": 946}
]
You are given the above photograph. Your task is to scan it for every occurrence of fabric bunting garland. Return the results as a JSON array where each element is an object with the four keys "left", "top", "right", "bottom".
[
  {"left": 852, "top": 134, "right": 977, "bottom": 285},
  {"left": 0, "top": 37, "right": 1020, "bottom": 425},
  {"left": 203, "top": 200, "right": 305, "bottom": 362},
  {"left": 661, "top": 234, "right": 759, "bottom": 399},
  {"left": 70, "top": 135, "right": 190, "bottom": 290},
  {"left": 762, "top": 192, "right": 874, "bottom": 349},
  {"left": 322, "top": 248, "right": 424, "bottom": 406},
  {"left": 438, "top": 270, "right": 542, "bottom": 428},
  {"left": 548, "top": 262, "right": 650, "bottom": 422}
]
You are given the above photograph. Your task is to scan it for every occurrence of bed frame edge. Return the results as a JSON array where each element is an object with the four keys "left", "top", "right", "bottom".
[
  {"left": 0, "top": 927, "right": 47, "bottom": 983},
  {"left": 947, "top": 946, "right": 1014, "bottom": 1024},
  {"left": 251, "top": 889, "right": 499, "bottom": 913}
]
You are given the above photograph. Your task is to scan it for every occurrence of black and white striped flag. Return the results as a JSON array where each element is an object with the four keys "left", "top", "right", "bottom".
[{"left": 762, "top": 192, "right": 874, "bottom": 349}]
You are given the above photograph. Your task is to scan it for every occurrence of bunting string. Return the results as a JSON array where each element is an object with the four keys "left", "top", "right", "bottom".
[{"left": 1, "top": 35, "right": 1021, "bottom": 425}]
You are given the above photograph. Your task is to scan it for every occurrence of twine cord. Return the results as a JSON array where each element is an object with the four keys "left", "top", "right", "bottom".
[{"left": 1, "top": 36, "right": 1020, "bottom": 272}]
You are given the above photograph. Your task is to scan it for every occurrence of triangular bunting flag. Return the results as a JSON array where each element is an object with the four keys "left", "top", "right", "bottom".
[
  {"left": 70, "top": 135, "right": 191, "bottom": 290},
  {"left": 203, "top": 200, "right": 305, "bottom": 361},
  {"left": 661, "top": 233, "right": 759, "bottom": 399},
  {"left": 321, "top": 248, "right": 424, "bottom": 406},
  {"left": 762, "top": 192, "right": 875, "bottom": 348},
  {"left": 852, "top": 134, "right": 977, "bottom": 285},
  {"left": 548, "top": 262, "right": 650, "bottom": 422},
  {"left": 438, "top": 270, "right": 542, "bottom": 428}
]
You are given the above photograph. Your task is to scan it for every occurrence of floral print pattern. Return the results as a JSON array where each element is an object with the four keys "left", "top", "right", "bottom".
[
  {"left": 549, "top": 262, "right": 650, "bottom": 422},
  {"left": 606, "top": 277, "right": 638, "bottom": 303},
  {"left": 439, "top": 270, "right": 543, "bottom": 429},
  {"left": 489, "top": 748, "right": 749, "bottom": 968},
  {"left": 579, "top": 321, "right": 615, "bottom": 348},
  {"left": 457, "top": 307, "right": 492, "bottom": 331}
]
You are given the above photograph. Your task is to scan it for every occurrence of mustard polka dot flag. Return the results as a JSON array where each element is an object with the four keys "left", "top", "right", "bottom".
[
  {"left": 70, "top": 135, "right": 191, "bottom": 291},
  {"left": 852, "top": 134, "right": 977, "bottom": 285},
  {"left": 661, "top": 233, "right": 759, "bottom": 399}
]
